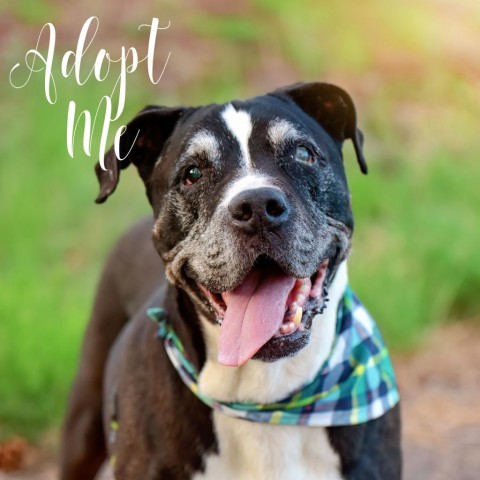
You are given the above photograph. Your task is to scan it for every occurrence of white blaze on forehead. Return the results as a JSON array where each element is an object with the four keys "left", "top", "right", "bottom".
[
  {"left": 185, "top": 130, "right": 220, "bottom": 161},
  {"left": 268, "top": 118, "right": 302, "bottom": 147},
  {"left": 221, "top": 174, "right": 283, "bottom": 207},
  {"left": 221, "top": 104, "right": 253, "bottom": 170}
]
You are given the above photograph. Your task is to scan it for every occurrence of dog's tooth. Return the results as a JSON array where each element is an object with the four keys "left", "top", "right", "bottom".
[
  {"left": 285, "top": 322, "right": 296, "bottom": 334},
  {"left": 292, "top": 307, "right": 303, "bottom": 326},
  {"left": 280, "top": 324, "right": 289, "bottom": 334},
  {"left": 279, "top": 321, "right": 298, "bottom": 336},
  {"left": 295, "top": 293, "right": 306, "bottom": 306}
]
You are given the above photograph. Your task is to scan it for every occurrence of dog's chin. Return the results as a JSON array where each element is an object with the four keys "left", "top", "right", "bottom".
[
  {"left": 189, "top": 252, "right": 342, "bottom": 365},
  {"left": 250, "top": 305, "right": 318, "bottom": 363}
]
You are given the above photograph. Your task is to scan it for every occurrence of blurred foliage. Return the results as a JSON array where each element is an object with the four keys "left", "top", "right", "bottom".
[
  {"left": 0, "top": 0, "right": 479, "bottom": 440},
  {"left": 5, "top": 0, "right": 57, "bottom": 24}
]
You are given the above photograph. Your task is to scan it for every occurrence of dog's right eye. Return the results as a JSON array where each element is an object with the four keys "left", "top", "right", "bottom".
[{"left": 184, "top": 166, "right": 203, "bottom": 186}]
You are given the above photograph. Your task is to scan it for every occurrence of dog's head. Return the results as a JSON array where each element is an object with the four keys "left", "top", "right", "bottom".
[{"left": 96, "top": 82, "right": 366, "bottom": 367}]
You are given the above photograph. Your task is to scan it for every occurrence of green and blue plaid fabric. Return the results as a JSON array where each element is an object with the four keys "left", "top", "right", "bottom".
[{"left": 147, "top": 286, "right": 399, "bottom": 426}]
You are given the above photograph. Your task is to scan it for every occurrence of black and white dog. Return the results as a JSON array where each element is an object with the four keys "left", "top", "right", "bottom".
[{"left": 60, "top": 82, "right": 401, "bottom": 480}]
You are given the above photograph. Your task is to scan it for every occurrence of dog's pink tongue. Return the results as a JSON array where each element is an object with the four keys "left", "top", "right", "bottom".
[{"left": 218, "top": 269, "right": 296, "bottom": 367}]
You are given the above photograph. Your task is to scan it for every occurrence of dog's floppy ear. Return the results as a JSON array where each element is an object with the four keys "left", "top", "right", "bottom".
[
  {"left": 95, "top": 106, "right": 187, "bottom": 203},
  {"left": 273, "top": 83, "right": 367, "bottom": 174}
]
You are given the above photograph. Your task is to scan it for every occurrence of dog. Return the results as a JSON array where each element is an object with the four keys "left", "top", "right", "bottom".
[{"left": 60, "top": 82, "right": 401, "bottom": 480}]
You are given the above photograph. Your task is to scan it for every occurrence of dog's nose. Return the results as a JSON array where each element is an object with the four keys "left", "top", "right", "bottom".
[{"left": 228, "top": 188, "right": 291, "bottom": 232}]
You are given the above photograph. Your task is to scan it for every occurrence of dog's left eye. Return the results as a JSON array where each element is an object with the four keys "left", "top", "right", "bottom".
[
  {"left": 184, "top": 166, "right": 203, "bottom": 186},
  {"left": 294, "top": 146, "right": 315, "bottom": 165}
]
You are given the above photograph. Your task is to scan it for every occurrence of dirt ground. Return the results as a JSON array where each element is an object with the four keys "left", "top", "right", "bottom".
[
  {"left": 396, "top": 322, "right": 480, "bottom": 480},
  {"left": 1, "top": 322, "right": 479, "bottom": 480}
]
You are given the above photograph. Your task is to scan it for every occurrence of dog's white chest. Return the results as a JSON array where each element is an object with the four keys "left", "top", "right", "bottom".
[
  {"left": 194, "top": 413, "right": 342, "bottom": 480},
  {"left": 192, "top": 265, "right": 348, "bottom": 480}
]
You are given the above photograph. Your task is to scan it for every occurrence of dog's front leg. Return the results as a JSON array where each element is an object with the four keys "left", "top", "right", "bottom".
[{"left": 59, "top": 263, "right": 129, "bottom": 480}]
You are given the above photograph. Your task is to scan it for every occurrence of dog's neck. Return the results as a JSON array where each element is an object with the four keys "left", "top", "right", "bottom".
[{"left": 197, "top": 261, "right": 348, "bottom": 404}]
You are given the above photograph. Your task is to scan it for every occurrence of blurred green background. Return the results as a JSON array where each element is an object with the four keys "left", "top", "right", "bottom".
[{"left": 0, "top": 0, "right": 479, "bottom": 442}]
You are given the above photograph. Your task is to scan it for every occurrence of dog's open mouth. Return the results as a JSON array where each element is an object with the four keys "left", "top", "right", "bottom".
[{"left": 198, "top": 257, "right": 334, "bottom": 367}]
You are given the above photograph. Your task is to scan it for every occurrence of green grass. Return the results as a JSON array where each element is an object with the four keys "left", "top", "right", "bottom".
[
  {"left": 1, "top": 0, "right": 479, "bottom": 440},
  {"left": 347, "top": 151, "right": 480, "bottom": 346},
  {"left": 5, "top": 0, "right": 58, "bottom": 24},
  {"left": 0, "top": 66, "right": 153, "bottom": 439}
]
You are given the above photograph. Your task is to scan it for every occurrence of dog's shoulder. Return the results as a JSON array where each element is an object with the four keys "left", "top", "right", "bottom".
[{"left": 104, "top": 215, "right": 166, "bottom": 317}]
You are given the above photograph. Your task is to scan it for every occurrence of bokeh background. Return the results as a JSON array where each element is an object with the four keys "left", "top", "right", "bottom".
[{"left": 0, "top": 0, "right": 479, "bottom": 478}]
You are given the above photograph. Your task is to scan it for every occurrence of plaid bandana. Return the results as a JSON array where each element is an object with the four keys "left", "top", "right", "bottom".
[{"left": 147, "top": 286, "right": 399, "bottom": 426}]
